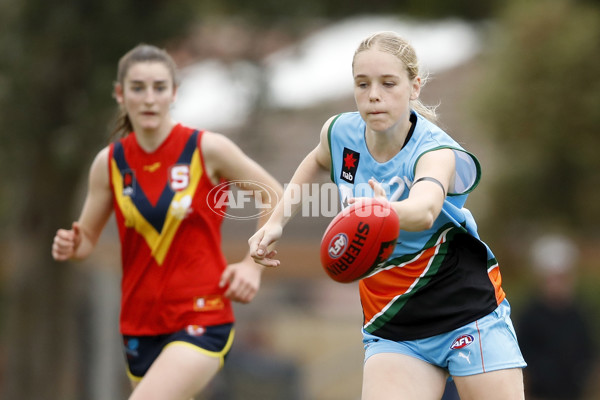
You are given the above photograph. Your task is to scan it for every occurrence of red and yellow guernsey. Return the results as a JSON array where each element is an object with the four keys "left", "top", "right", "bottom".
[{"left": 108, "top": 124, "right": 232, "bottom": 335}]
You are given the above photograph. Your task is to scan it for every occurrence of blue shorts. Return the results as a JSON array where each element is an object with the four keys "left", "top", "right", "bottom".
[
  {"left": 363, "top": 300, "right": 526, "bottom": 376},
  {"left": 123, "top": 323, "right": 235, "bottom": 381}
]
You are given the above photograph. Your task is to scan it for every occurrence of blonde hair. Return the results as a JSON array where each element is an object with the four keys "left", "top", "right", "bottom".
[
  {"left": 110, "top": 44, "right": 179, "bottom": 141},
  {"left": 352, "top": 31, "right": 438, "bottom": 123}
]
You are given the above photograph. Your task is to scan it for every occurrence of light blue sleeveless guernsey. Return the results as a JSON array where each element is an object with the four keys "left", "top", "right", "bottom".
[{"left": 328, "top": 111, "right": 505, "bottom": 340}]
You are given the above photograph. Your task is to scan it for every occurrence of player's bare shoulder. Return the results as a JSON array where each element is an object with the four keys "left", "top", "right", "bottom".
[
  {"left": 314, "top": 115, "right": 338, "bottom": 169},
  {"left": 201, "top": 131, "right": 243, "bottom": 162},
  {"left": 88, "top": 146, "right": 111, "bottom": 185}
]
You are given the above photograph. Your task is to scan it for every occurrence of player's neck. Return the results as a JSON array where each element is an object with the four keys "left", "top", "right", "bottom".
[
  {"left": 133, "top": 119, "right": 175, "bottom": 153},
  {"left": 365, "top": 117, "right": 412, "bottom": 162}
]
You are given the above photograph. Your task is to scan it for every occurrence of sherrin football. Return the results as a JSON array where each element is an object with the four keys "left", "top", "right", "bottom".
[{"left": 320, "top": 198, "right": 400, "bottom": 283}]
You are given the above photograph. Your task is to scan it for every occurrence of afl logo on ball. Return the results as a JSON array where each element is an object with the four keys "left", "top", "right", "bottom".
[
  {"left": 450, "top": 334, "right": 474, "bottom": 349},
  {"left": 328, "top": 233, "right": 348, "bottom": 259}
]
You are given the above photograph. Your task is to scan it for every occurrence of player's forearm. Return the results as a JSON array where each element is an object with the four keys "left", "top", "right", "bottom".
[
  {"left": 71, "top": 230, "right": 99, "bottom": 260},
  {"left": 271, "top": 150, "right": 323, "bottom": 228},
  {"left": 391, "top": 193, "right": 441, "bottom": 232}
]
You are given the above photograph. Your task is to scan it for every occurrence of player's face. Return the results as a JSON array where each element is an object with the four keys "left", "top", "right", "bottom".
[
  {"left": 353, "top": 49, "right": 420, "bottom": 134},
  {"left": 116, "top": 61, "right": 176, "bottom": 133}
]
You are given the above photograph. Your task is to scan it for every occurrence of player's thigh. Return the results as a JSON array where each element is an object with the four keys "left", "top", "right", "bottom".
[
  {"left": 128, "top": 343, "right": 221, "bottom": 400},
  {"left": 362, "top": 353, "right": 447, "bottom": 400},
  {"left": 453, "top": 367, "right": 524, "bottom": 400}
]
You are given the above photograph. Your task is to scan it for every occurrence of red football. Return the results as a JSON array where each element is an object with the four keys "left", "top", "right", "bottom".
[{"left": 320, "top": 198, "right": 400, "bottom": 283}]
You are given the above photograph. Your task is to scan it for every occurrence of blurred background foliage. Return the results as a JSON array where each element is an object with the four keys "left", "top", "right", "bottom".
[
  {"left": 472, "top": 0, "right": 600, "bottom": 239},
  {"left": 468, "top": 0, "right": 600, "bottom": 320},
  {"left": 190, "top": 0, "right": 498, "bottom": 23},
  {"left": 0, "top": 0, "right": 599, "bottom": 398},
  {"left": 0, "top": 0, "right": 198, "bottom": 397}
]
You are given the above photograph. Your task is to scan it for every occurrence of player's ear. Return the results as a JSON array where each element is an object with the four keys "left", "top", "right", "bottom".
[
  {"left": 410, "top": 76, "right": 421, "bottom": 100},
  {"left": 171, "top": 84, "right": 178, "bottom": 103},
  {"left": 113, "top": 82, "right": 124, "bottom": 105}
]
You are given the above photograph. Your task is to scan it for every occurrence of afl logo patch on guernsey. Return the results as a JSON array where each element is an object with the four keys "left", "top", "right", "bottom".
[
  {"left": 341, "top": 147, "right": 360, "bottom": 184},
  {"left": 450, "top": 334, "right": 474, "bottom": 349},
  {"left": 328, "top": 233, "right": 349, "bottom": 259}
]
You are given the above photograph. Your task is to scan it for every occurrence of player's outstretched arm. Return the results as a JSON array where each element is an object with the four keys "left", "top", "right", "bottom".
[{"left": 249, "top": 116, "right": 334, "bottom": 267}]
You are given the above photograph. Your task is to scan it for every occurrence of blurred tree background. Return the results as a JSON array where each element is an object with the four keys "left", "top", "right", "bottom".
[
  {"left": 472, "top": 0, "right": 600, "bottom": 242},
  {"left": 0, "top": 0, "right": 198, "bottom": 398},
  {"left": 468, "top": 0, "right": 600, "bottom": 313},
  {"left": 1, "top": 0, "right": 599, "bottom": 398}
]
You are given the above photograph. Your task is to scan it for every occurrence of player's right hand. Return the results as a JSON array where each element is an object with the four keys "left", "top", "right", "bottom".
[
  {"left": 52, "top": 222, "right": 81, "bottom": 261},
  {"left": 248, "top": 224, "right": 282, "bottom": 268}
]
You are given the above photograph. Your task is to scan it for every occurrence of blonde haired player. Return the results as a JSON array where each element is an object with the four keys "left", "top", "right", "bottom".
[{"left": 250, "top": 32, "right": 526, "bottom": 400}]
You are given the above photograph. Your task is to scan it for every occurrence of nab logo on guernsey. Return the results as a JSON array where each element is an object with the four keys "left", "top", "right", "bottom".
[
  {"left": 341, "top": 147, "right": 360, "bottom": 184},
  {"left": 450, "top": 334, "right": 474, "bottom": 350}
]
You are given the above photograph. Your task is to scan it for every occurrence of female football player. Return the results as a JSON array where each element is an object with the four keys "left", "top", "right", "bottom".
[
  {"left": 249, "top": 31, "right": 526, "bottom": 400},
  {"left": 52, "top": 43, "right": 282, "bottom": 400}
]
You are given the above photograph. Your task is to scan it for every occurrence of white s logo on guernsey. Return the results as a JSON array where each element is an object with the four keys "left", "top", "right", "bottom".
[{"left": 169, "top": 164, "right": 190, "bottom": 191}]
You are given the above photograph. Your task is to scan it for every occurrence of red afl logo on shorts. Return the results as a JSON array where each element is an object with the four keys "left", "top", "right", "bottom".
[
  {"left": 328, "top": 233, "right": 348, "bottom": 259},
  {"left": 450, "top": 334, "right": 474, "bottom": 349}
]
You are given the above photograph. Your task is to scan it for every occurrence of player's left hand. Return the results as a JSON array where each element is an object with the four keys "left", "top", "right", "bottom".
[
  {"left": 368, "top": 178, "right": 388, "bottom": 199},
  {"left": 349, "top": 178, "right": 388, "bottom": 205},
  {"left": 219, "top": 260, "right": 264, "bottom": 303}
]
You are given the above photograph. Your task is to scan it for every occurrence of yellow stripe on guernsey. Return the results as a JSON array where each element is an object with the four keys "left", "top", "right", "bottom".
[{"left": 111, "top": 148, "right": 203, "bottom": 266}]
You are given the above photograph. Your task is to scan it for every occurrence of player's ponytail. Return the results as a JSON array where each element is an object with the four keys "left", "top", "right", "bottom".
[{"left": 109, "top": 108, "right": 133, "bottom": 142}]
